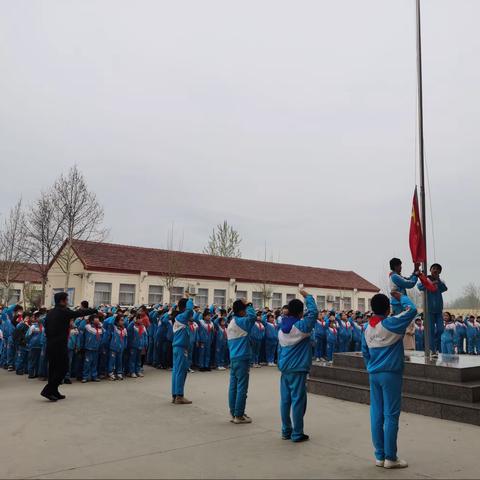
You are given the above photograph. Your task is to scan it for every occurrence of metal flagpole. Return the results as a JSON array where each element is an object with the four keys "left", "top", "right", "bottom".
[{"left": 415, "top": 0, "right": 431, "bottom": 357}]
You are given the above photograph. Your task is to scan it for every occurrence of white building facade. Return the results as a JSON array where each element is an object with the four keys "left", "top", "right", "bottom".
[{"left": 46, "top": 240, "right": 379, "bottom": 311}]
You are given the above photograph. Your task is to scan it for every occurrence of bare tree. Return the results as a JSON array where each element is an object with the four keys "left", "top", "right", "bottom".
[
  {"left": 0, "top": 199, "right": 28, "bottom": 304},
  {"left": 52, "top": 166, "right": 106, "bottom": 291},
  {"left": 23, "top": 190, "right": 64, "bottom": 304},
  {"left": 449, "top": 283, "right": 480, "bottom": 310},
  {"left": 255, "top": 242, "right": 274, "bottom": 308},
  {"left": 162, "top": 224, "right": 184, "bottom": 301},
  {"left": 203, "top": 220, "right": 242, "bottom": 258}
]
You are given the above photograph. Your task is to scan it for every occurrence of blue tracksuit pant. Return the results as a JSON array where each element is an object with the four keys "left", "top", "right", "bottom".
[
  {"left": 38, "top": 347, "right": 48, "bottom": 378},
  {"left": 128, "top": 348, "right": 142, "bottom": 375},
  {"left": 427, "top": 312, "right": 444, "bottom": 353},
  {"left": 441, "top": 339, "right": 454, "bottom": 354},
  {"left": 172, "top": 346, "right": 189, "bottom": 396},
  {"left": 65, "top": 350, "right": 75, "bottom": 379},
  {"left": 28, "top": 348, "right": 41, "bottom": 377},
  {"left": 108, "top": 350, "right": 124, "bottom": 375},
  {"left": 15, "top": 346, "right": 28, "bottom": 374},
  {"left": 314, "top": 337, "right": 326, "bottom": 358},
  {"left": 280, "top": 372, "right": 308, "bottom": 441},
  {"left": 83, "top": 350, "right": 99, "bottom": 380},
  {"left": 7, "top": 337, "right": 16, "bottom": 367},
  {"left": 326, "top": 341, "right": 336, "bottom": 361},
  {"left": 198, "top": 342, "right": 211, "bottom": 369},
  {"left": 265, "top": 340, "right": 277, "bottom": 364},
  {"left": 229, "top": 359, "right": 250, "bottom": 417},
  {"left": 215, "top": 344, "right": 227, "bottom": 367},
  {"left": 369, "top": 372, "right": 403, "bottom": 462},
  {"left": 250, "top": 339, "right": 261, "bottom": 365}
]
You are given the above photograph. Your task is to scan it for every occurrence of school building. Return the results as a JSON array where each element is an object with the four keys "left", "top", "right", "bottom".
[
  {"left": 0, "top": 263, "right": 43, "bottom": 307},
  {"left": 45, "top": 240, "right": 379, "bottom": 310}
]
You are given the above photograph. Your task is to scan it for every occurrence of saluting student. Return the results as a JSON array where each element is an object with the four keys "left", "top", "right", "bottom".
[
  {"left": 362, "top": 292, "right": 417, "bottom": 469},
  {"left": 277, "top": 290, "right": 318, "bottom": 442}
]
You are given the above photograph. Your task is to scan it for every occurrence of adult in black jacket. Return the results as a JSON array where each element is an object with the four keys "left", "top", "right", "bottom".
[{"left": 41, "top": 292, "right": 97, "bottom": 401}]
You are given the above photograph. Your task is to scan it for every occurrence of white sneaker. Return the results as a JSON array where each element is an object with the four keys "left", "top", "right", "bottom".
[
  {"left": 188, "top": 368, "right": 194, "bottom": 373},
  {"left": 375, "top": 460, "right": 385, "bottom": 467},
  {"left": 315, "top": 358, "right": 321, "bottom": 362},
  {"left": 268, "top": 362, "right": 276, "bottom": 367},
  {"left": 384, "top": 459, "right": 408, "bottom": 469},
  {"left": 129, "top": 373, "right": 138, "bottom": 378},
  {"left": 138, "top": 372, "right": 144, "bottom": 377},
  {"left": 217, "top": 366, "right": 226, "bottom": 371}
]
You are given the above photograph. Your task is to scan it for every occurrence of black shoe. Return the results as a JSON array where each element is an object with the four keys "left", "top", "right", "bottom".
[
  {"left": 28, "top": 375, "right": 36, "bottom": 379},
  {"left": 40, "top": 387, "right": 58, "bottom": 402},
  {"left": 292, "top": 434, "right": 309, "bottom": 443},
  {"left": 64, "top": 378, "right": 72, "bottom": 384},
  {"left": 54, "top": 392, "right": 66, "bottom": 400},
  {"left": 282, "top": 434, "right": 292, "bottom": 440}
]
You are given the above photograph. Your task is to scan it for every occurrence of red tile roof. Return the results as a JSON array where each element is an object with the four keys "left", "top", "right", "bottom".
[
  {"left": 9, "top": 263, "right": 43, "bottom": 284},
  {"left": 65, "top": 240, "right": 379, "bottom": 292}
]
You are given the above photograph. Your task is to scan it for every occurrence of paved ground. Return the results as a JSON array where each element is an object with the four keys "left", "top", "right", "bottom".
[{"left": 0, "top": 366, "right": 478, "bottom": 479}]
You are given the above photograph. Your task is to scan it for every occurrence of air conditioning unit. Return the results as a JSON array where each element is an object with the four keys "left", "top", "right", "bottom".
[
  {"left": 327, "top": 295, "right": 335, "bottom": 302},
  {"left": 187, "top": 285, "right": 197, "bottom": 295}
]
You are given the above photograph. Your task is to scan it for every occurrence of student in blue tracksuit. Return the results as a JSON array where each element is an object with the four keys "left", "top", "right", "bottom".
[
  {"left": 418, "top": 263, "right": 447, "bottom": 354},
  {"left": 127, "top": 313, "right": 148, "bottom": 377},
  {"left": 153, "top": 309, "right": 169, "bottom": 368},
  {"left": 325, "top": 314, "right": 338, "bottom": 362},
  {"left": 414, "top": 317, "right": 424, "bottom": 351},
  {"left": 314, "top": 313, "right": 327, "bottom": 361},
  {"left": 214, "top": 315, "right": 228, "bottom": 370},
  {"left": 14, "top": 315, "right": 30, "bottom": 375},
  {"left": 99, "top": 312, "right": 115, "bottom": 377},
  {"left": 362, "top": 292, "right": 417, "bottom": 469},
  {"left": 171, "top": 296, "right": 194, "bottom": 404},
  {"left": 108, "top": 314, "right": 128, "bottom": 380},
  {"left": 38, "top": 319, "right": 48, "bottom": 380},
  {"left": 455, "top": 316, "right": 466, "bottom": 354},
  {"left": 389, "top": 258, "right": 418, "bottom": 315},
  {"left": 195, "top": 308, "right": 215, "bottom": 371},
  {"left": 146, "top": 307, "right": 158, "bottom": 365},
  {"left": 465, "top": 315, "right": 479, "bottom": 355},
  {"left": 440, "top": 312, "right": 456, "bottom": 355},
  {"left": 6, "top": 305, "right": 23, "bottom": 370},
  {"left": 351, "top": 314, "right": 364, "bottom": 352},
  {"left": 278, "top": 290, "right": 318, "bottom": 443},
  {"left": 265, "top": 313, "right": 279, "bottom": 366},
  {"left": 82, "top": 315, "right": 103, "bottom": 382},
  {"left": 26, "top": 313, "right": 43, "bottom": 378},
  {"left": 227, "top": 298, "right": 257, "bottom": 424},
  {"left": 250, "top": 313, "right": 265, "bottom": 367},
  {"left": 187, "top": 317, "right": 198, "bottom": 372},
  {"left": 65, "top": 320, "right": 80, "bottom": 383},
  {"left": 337, "top": 313, "right": 352, "bottom": 353}
]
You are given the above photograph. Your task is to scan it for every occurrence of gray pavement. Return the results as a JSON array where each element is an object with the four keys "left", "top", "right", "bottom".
[{"left": 0, "top": 366, "right": 477, "bottom": 479}]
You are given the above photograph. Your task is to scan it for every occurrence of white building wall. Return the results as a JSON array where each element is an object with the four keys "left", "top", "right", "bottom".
[{"left": 46, "top": 266, "right": 376, "bottom": 311}]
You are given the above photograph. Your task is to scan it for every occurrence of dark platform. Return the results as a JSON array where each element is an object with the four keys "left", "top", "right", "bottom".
[{"left": 307, "top": 352, "right": 480, "bottom": 426}]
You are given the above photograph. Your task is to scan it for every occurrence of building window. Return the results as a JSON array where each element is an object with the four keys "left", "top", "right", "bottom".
[
  {"left": 148, "top": 285, "right": 163, "bottom": 305},
  {"left": 170, "top": 286, "right": 184, "bottom": 304},
  {"left": 368, "top": 298, "right": 372, "bottom": 311},
  {"left": 358, "top": 298, "right": 366, "bottom": 312},
  {"left": 333, "top": 297, "right": 341, "bottom": 312},
  {"left": 252, "top": 292, "right": 263, "bottom": 310},
  {"left": 8, "top": 289, "right": 21, "bottom": 304},
  {"left": 235, "top": 290, "right": 247, "bottom": 300},
  {"left": 52, "top": 288, "right": 75, "bottom": 307},
  {"left": 271, "top": 292, "right": 282, "bottom": 309},
  {"left": 316, "top": 295, "right": 326, "bottom": 310},
  {"left": 196, "top": 288, "right": 208, "bottom": 308},
  {"left": 213, "top": 289, "right": 226, "bottom": 307},
  {"left": 286, "top": 293, "right": 296, "bottom": 303},
  {"left": 93, "top": 282, "right": 112, "bottom": 306},
  {"left": 343, "top": 297, "right": 352, "bottom": 311},
  {"left": 119, "top": 284, "right": 136, "bottom": 305}
]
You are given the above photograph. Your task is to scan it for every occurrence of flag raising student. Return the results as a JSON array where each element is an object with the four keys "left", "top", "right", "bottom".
[
  {"left": 388, "top": 258, "right": 419, "bottom": 315},
  {"left": 362, "top": 291, "right": 417, "bottom": 469},
  {"left": 277, "top": 289, "right": 318, "bottom": 442}
]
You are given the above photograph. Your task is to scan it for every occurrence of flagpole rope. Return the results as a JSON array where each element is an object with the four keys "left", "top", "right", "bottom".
[{"left": 424, "top": 151, "right": 437, "bottom": 262}]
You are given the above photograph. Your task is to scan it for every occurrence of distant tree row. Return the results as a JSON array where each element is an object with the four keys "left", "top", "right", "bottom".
[{"left": 448, "top": 283, "right": 480, "bottom": 310}]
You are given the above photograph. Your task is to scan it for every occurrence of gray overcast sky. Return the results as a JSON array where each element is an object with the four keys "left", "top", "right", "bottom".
[{"left": 1, "top": 0, "right": 478, "bottom": 300}]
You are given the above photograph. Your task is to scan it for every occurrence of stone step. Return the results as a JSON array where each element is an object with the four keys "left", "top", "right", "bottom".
[
  {"left": 310, "top": 364, "right": 480, "bottom": 403},
  {"left": 307, "top": 377, "right": 480, "bottom": 426},
  {"left": 332, "top": 352, "right": 480, "bottom": 382}
]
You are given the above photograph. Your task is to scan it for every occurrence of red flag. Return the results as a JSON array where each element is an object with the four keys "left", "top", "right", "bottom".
[
  {"left": 409, "top": 187, "right": 426, "bottom": 263},
  {"left": 418, "top": 272, "right": 437, "bottom": 293}
]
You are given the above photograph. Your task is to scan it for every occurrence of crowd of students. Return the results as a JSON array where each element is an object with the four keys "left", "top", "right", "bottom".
[{"left": 2, "top": 302, "right": 478, "bottom": 384}]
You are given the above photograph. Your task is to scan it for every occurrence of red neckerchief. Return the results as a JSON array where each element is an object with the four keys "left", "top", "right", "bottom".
[
  {"left": 119, "top": 327, "right": 125, "bottom": 340},
  {"left": 369, "top": 315, "right": 385, "bottom": 328},
  {"left": 330, "top": 327, "right": 337, "bottom": 334},
  {"left": 222, "top": 326, "right": 227, "bottom": 338},
  {"left": 207, "top": 322, "right": 212, "bottom": 334},
  {"left": 138, "top": 324, "right": 145, "bottom": 336},
  {"left": 95, "top": 326, "right": 101, "bottom": 340},
  {"left": 256, "top": 321, "right": 264, "bottom": 330},
  {"left": 189, "top": 323, "right": 195, "bottom": 332},
  {"left": 317, "top": 319, "right": 325, "bottom": 326},
  {"left": 38, "top": 323, "right": 43, "bottom": 333}
]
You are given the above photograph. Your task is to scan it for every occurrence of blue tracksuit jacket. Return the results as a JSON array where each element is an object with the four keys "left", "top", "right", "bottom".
[
  {"left": 418, "top": 277, "right": 448, "bottom": 314},
  {"left": 362, "top": 296, "right": 418, "bottom": 374},
  {"left": 172, "top": 299, "right": 194, "bottom": 349},
  {"left": 389, "top": 273, "right": 418, "bottom": 308},
  {"left": 227, "top": 305, "right": 257, "bottom": 361},
  {"left": 277, "top": 295, "right": 318, "bottom": 373}
]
